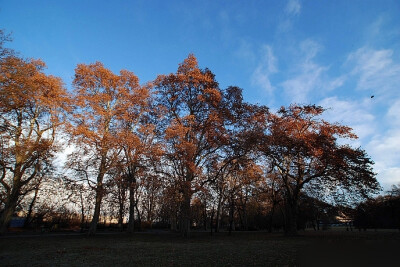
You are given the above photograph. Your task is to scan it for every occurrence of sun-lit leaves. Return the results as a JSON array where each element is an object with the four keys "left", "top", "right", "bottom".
[
  {"left": 154, "top": 54, "right": 231, "bottom": 236},
  {"left": 68, "top": 62, "right": 151, "bottom": 235},
  {"left": 0, "top": 54, "right": 69, "bottom": 233}
]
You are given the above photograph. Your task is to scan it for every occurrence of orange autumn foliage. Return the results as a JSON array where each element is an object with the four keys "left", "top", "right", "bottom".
[
  {"left": 0, "top": 55, "right": 69, "bottom": 233},
  {"left": 69, "top": 62, "right": 150, "bottom": 235}
]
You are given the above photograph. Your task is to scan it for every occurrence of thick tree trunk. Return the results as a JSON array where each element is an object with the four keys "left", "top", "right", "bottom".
[
  {"left": 88, "top": 171, "right": 105, "bottom": 236},
  {"left": 118, "top": 202, "right": 124, "bottom": 231},
  {"left": 0, "top": 166, "right": 23, "bottom": 234},
  {"left": 135, "top": 202, "right": 142, "bottom": 231},
  {"left": 24, "top": 183, "right": 40, "bottom": 228},
  {"left": 180, "top": 189, "right": 191, "bottom": 237},
  {"left": 179, "top": 169, "right": 192, "bottom": 237},
  {"left": 178, "top": 178, "right": 193, "bottom": 237},
  {"left": 0, "top": 190, "right": 19, "bottom": 234},
  {"left": 284, "top": 199, "right": 298, "bottom": 236}
]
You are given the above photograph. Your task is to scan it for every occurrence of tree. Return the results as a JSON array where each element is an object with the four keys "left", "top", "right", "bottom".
[
  {"left": 354, "top": 183, "right": 400, "bottom": 230},
  {"left": 140, "top": 173, "right": 163, "bottom": 227},
  {"left": 68, "top": 62, "right": 149, "bottom": 235},
  {"left": 63, "top": 180, "right": 95, "bottom": 231},
  {"left": 115, "top": 90, "right": 160, "bottom": 233},
  {"left": 106, "top": 166, "right": 128, "bottom": 230},
  {"left": 0, "top": 55, "right": 69, "bottom": 233},
  {"left": 261, "top": 105, "right": 380, "bottom": 235},
  {"left": 204, "top": 86, "right": 268, "bottom": 233},
  {"left": 154, "top": 54, "right": 227, "bottom": 236}
]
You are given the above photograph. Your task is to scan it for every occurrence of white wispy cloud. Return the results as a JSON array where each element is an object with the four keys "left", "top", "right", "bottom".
[
  {"left": 300, "top": 39, "right": 321, "bottom": 61},
  {"left": 367, "top": 129, "right": 400, "bottom": 189},
  {"left": 285, "top": 0, "right": 301, "bottom": 16},
  {"left": 368, "top": 129, "right": 400, "bottom": 168},
  {"left": 324, "top": 76, "right": 346, "bottom": 92},
  {"left": 234, "top": 40, "right": 256, "bottom": 64},
  {"left": 365, "top": 98, "right": 400, "bottom": 188},
  {"left": 365, "top": 15, "right": 399, "bottom": 45},
  {"left": 251, "top": 45, "right": 278, "bottom": 95},
  {"left": 281, "top": 39, "right": 345, "bottom": 103},
  {"left": 318, "top": 95, "right": 400, "bottom": 189},
  {"left": 347, "top": 47, "right": 400, "bottom": 94},
  {"left": 318, "top": 96, "right": 375, "bottom": 142},
  {"left": 368, "top": 16, "right": 385, "bottom": 38},
  {"left": 387, "top": 98, "right": 400, "bottom": 126},
  {"left": 281, "top": 65, "right": 325, "bottom": 103},
  {"left": 278, "top": 0, "right": 302, "bottom": 32},
  {"left": 377, "top": 168, "right": 400, "bottom": 189}
]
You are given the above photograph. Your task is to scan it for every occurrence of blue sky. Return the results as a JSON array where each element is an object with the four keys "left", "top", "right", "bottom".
[{"left": 1, "top": 0, "right": 400, "bottom": 190}]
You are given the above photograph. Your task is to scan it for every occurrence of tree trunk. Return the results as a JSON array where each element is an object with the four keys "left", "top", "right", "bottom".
[
  {"left": 203, "top": 203, "right": 207, "bottom": 231},
  {"left": 179, "top": 169, "right": 192, "bottom": 237},
  {"left": 80, "top": 192, "right": 85, "bottom": 232},
  {"left": 135, "top": 202, "right": 142, "bottom": 231},
  {"left": 284, "top": 199, "right": 298, "bottom": 236},
  {"left": 170, "top": 214, "right": 177, "bottom": 231},
  {"left": 127, "top": 182, "right": 135, "bottom": 233},
  {"left": 118, "top": 202, "right": 124, "bottom": 231},
  {"left": 24, "top": 183, "right": 41, "bottom": 228},
  {"left": 210, "top": 207, "right": 214, "bottom": 235},
  {"left": 215, "top": 194, "right": 222, "bottom": 233},
  {"left": 0, "top": 189, "right": 20, "bottom": 234},
  {"left": 180, "top": 188, "right": 191, "bottom": 237},
  {"left": 237, "top": 207, "right": 243, "bottom": 230},
  {"left": 118, "top": 184, "right": 125, "bottom": 231},
  {"left": 88, "top": 170, "right": 105, "bottom": 236},
  {"left": 268, "top": 201, "right": 276, "bottom": 233},
  {"left": 0, "top": 166, "right": 23, "bottom": 234},
  {"left": 228, "top": 194, "right": 234, "bottom": 235},
  {"left": 242, "top": 203, "right": 248, "bottom": 231}
]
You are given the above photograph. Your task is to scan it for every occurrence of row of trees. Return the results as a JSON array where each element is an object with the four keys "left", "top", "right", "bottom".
[
  {"left": 354, "top": 184, "right": 400, "bottom": 230},
  {"left": 0, "top": 30, "right": 381, "bottom": 236}
]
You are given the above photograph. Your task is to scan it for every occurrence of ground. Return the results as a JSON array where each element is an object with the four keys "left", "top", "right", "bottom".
[{"left": 0, "top": 230, "right": 399, "bottom": 266}]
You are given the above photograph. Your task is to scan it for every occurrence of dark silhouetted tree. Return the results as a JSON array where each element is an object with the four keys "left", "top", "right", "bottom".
[{"left": 261, "top": 105, "right": 380, "bottom": 235}]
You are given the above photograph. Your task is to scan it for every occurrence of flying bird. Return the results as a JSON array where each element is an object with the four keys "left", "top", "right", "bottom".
[{"left": 371, "top": 95, "right": 374, "bottom": 98}]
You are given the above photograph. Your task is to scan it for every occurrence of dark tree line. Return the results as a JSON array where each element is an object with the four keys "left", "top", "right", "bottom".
[{"left": 353, "top": 184, "right": 400, "bottom": 230}]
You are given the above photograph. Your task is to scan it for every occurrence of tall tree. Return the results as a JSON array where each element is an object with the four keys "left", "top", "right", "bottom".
[
  {"left": 106, "top": 166, "right": 128, "bottom": 230},
  {"left": 154, "top": 54, "right": 227, "bottom": 236},
  {"left": 0, "top": 56, "right": 69, "bottom": 233},
  {"left": 69, "top": 62, "right": 149, "bottom": 235},
  {"left": 116, "top": 88, "right": 160, "bottom": 233},
  {"left": 262, "top": 105, "right": 380, "bottom": 235},
  {"left": 205, "top": 86, "right": 268, "bottom": 232}
]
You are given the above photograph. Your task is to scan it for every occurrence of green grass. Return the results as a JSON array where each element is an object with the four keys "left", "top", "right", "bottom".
[{"left": 0, "top": 230, "right": 399, "bottom": 266}]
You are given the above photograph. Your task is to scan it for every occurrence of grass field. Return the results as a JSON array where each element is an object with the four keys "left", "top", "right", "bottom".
[{"left": 1, "top": 230, "right": 399, "bottom": 266}]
